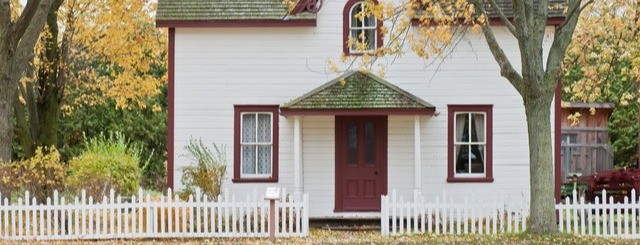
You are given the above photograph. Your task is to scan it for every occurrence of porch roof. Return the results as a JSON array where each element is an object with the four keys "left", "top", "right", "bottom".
[{"left": 280, "top": 71, "right": 435, "bottom": 116}]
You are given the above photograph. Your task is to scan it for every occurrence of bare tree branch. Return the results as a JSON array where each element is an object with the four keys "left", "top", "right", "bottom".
[
  {"left": 544, "top": 0, "right": 591, "bottom": 92},
  {"left": 11, "top": 0, "right": 43, "bottom": 44},
  {"left": 486, "top": 0, "right": 517, "bottom": 36},
  {"left": 6, "top": 0, "right": 52, "bottom": 88},
  {"left": 558, "top": 0, "right": 592, "bottom": 31},
  {"left": 533, "top": 0, "right": 550, "bottom": 43},
  {"left": 512, "top": 0, "right": 529, "bottom": 40},
  {"left": 470, "top": 0, "right": 525, "bottom": 94}
]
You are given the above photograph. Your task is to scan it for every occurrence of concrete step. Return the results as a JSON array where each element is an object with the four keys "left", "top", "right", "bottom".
[{"left": 310, "top": 219, "right": 381, "bottom": 231}]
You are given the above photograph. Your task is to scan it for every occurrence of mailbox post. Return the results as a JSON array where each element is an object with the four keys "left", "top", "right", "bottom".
[{"left": 264, "top": 187, "right": 282, "bottom": 241}]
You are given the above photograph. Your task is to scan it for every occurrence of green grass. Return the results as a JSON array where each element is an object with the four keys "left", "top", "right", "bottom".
[{"left": 21, "top": 229, "right": 640, "bottom": 244}]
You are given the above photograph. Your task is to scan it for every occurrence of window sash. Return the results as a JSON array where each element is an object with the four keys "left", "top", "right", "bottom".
[
  {"left": 453, "top": 111, "right": 487, "bottom": 177},
  {"left": 453, "top": 144, "right": 486, "bottom": 177},
  {"left": 349, "top": 2, "right": 377, "bottom": 53},
  {"left": 453, "top": 112, "right": 486, "bottom": 144},
  {"left": 240, "top": 112, "right": 273, "bottom": 178}
]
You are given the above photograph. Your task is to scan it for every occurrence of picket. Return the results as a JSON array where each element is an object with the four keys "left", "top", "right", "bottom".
[
  {"left": 0, "top": 189, "right": 309, "bottom": 240},
  {"left": 383, "top": 188, "right": 640, "bottom": 238},
  {"left": 382, "top": 189, "right": 529, "bottom": 236}
]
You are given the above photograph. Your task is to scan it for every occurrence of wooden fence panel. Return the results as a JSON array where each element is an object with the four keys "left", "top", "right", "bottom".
[{"left": 0, "top": 189, "right": 309, "bottom": 240}]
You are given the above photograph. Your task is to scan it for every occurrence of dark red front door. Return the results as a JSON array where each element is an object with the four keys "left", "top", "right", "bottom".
[{"left": 335, "top": 116, "right": 387, "bottom": 212}]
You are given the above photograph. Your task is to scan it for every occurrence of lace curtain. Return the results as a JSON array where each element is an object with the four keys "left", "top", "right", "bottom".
[{"left": 242, "top": 113, "right": 272, "bottom": 175}]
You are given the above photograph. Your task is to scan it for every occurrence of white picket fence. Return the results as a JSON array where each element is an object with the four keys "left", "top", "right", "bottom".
[
  {"left": 557, "top": 189, "right": 640, "bottom": 238},
  {"left": 0, "top": 188, "right": 309, "bottom": 240},
  {"left": 381, "top": 190, "right": 528, "bottom": 236}
]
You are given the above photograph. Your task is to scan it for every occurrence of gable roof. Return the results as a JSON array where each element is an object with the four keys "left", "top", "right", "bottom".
[
  {"left": 280, "top": 71, "right": 435, "bottom": 115},
  {"left": 156, "top": 0, "right": 566, "bottom": 23},
  {"left": 156, "top": 0, "right": 315, "bottom": 22}
]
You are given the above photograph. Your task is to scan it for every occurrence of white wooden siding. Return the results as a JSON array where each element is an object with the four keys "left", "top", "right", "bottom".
[{"left": 173, "top": 0, "right": 555, "bottom": 217}]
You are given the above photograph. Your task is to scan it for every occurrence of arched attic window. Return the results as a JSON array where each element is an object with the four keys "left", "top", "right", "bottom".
[{"left": 343, "top": 0, "right": 383, "bottom": 55}]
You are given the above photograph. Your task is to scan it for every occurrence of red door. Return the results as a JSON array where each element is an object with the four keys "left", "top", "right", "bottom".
[{"left": 335, "top": 116, "right": 387, "bottom": 212}]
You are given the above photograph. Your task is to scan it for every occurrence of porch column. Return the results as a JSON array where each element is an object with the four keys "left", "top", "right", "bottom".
[
  {"left": 413, "top": 116, "right": 422, "bottom": 194},
  {"left": 293, "top": 116, "right": 304, "bottom": 194}
]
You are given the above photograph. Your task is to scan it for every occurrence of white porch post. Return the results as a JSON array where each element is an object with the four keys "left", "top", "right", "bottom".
[
  {"left": 293, "top": 116, "right": 304, "bottom": 194},
  {"left": 413, "top": 116, "right": 422, "bottom": 194}
]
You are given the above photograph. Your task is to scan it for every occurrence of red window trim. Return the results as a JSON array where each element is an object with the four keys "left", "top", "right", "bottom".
[
  {"left": 343, "top": 0, "right": 384, "bottom": 56},
  {"left": 447, "top": 104, "right": 494, "bottom": 183},
  {"left": 233, "top": 105, "right": 280, "bottom": 183}
]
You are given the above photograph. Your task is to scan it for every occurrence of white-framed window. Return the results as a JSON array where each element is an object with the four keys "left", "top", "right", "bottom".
[
  {"left": 240, "top": 112, "right": 273, "bottom": 178},
  {"left": 349, "top": 1, "right": 377, "bottom": 53},
  {"left": 453, "top": 111, "right": 487, "bottom": 177}
]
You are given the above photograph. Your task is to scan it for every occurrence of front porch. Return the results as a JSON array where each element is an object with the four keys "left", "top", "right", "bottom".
[{"left": 280, "top": 71, "right": 435, "bottom": 218}]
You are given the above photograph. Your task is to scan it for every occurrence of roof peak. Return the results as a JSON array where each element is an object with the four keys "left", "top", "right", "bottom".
[{"left": 281, "top": 71, "right": 435, "bottom": 114}]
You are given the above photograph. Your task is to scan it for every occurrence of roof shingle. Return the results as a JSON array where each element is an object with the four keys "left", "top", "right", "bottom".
[
  {"left": 281, "top": 71, "right": 435, "bottom": 110},
  {"left": 156, "top": 0, "right": 315, "bottom": 21},
  {"left": 156, "top": 0, "right": 566, "bottom": 22}
]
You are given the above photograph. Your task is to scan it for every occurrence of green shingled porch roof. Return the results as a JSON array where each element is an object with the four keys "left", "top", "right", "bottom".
[
  {"left": 156, "top": 0, "right": 315, "bottom": 21},
  {"left": 281, "top": 71, "right": 435, "bottom": 110}
]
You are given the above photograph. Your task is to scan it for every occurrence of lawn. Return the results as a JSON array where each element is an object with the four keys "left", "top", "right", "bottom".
[{"left": 12, "top": 229, "right": 639, "bottom": 244}]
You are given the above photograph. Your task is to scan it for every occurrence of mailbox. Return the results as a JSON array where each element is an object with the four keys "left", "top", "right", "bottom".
[{"left": 264, "top": 187, "right": 282, "bottom": 201}]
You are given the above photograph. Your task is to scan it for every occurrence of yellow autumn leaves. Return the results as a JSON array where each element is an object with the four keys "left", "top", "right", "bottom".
[
  {"left": 563, "top": 0, "right": 639, "bottom": 106},
  {"left": 18, "top": 0, "right": 166, "bottom": 112}
]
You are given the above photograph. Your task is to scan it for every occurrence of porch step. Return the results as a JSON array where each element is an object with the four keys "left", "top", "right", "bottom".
[{"left": 310, "top": 219, "right": 381, "bottom": 231}]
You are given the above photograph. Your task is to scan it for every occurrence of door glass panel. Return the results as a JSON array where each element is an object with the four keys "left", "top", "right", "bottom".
[
  {"left": 348, "top": 122, "right": 357, "bottom": 165},
  {"left": 365, "top": 121, "right": 375, "bottom": 165}
]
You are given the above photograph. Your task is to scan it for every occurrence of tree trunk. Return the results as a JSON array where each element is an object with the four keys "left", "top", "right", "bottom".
[
  {"left": 523, "top": 91, "right": 557, "bottom": 233},
  {"left": 0, "top": 0, "right": 54, "bottom": 161},
  {"left": 13, "top": 0, "right": 64, "bottom": 157},
  {"left": 0, "top": 98, "right": 12, "bottom": 162}
]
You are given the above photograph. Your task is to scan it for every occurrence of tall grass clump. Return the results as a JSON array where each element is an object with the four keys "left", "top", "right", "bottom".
[{"left": 180, "top": 138, "right": 227, "bottom": 200}]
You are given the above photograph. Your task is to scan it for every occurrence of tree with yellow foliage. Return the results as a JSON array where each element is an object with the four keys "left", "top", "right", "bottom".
[
  {"left": 563, "top": 0, "right": 639, "bottom": 168},
  {"left": 13, "top": 0, "right": 165, "bottom": 158}
]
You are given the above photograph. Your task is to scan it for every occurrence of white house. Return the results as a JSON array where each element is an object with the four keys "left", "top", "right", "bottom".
[{"left": 156, "top": 0, "right": 566, "bottom": 218}]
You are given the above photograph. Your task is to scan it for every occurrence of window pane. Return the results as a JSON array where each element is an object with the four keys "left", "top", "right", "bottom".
[
  {"left": 455, "top": 145, "right": 470, "bottom": 174},
  {"left": 455, "top": 113, "right": 469, "bottom": 143},
  {"left": 363, "top": 9, "right": 376, "bottom": 27},
  {"left": 350, "top": 30, "right": 360, "bottom": 51},
  {"left": 242, "top": 145, "right": 256, "bottom": 174},
  {"left": 470, "top": 145, "right": 485, "bottom": 174},
  {"left": 257, "top": 145, "right": 271, "bottom": 174},
  {"left": 242, "top": 114, "right": 256, "bottom": 143},
  {"left": 364, "top": 29, "right": 376, "bottom": 50},
  {"left": 351, "top": 3, "right": 363, "bottom": 27},
  {"left": 257, "top": 114, "right": 271, "bottom": 143},
  {"left": 365, "top": 121, "right": 375, "bottom": 165},
  {"left": 470, "top": 113, "right": 485, "bottom": 143},
  {"left": 348, "top": 123, "right": 357, "bottom": 164}
]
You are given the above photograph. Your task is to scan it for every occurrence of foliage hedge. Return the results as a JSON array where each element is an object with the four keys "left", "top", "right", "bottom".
[{"left": 66, "top": 133, "right": 141, "bottom": 199}]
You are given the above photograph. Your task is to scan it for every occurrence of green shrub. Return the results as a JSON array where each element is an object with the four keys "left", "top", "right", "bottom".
[
  {"left": 0, "top": 146, "right": 66, "bottom": 202},
  {"left": 59, "top": 83, "right": 168, "bottom": 191},
  {"left": 66, "top": 132, "right": 141, "bottom": 199},
  {"left": 180, "top": 138, "right": 227, "bottom": 200}
]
